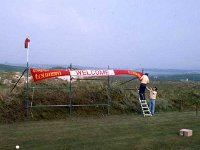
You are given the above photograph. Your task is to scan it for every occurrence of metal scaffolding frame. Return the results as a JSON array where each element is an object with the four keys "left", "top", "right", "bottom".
[{"left": 29, "top": 64, "right": 111, "bottom": 116}]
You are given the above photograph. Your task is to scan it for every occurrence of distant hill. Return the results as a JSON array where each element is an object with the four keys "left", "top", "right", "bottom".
[
  {"left": 144, "top": 68, "right": 200, "bottom": 75},
  {"left": 144, "top": 68, "right": 200, "bottom": 81},
  {"left": 1, "top": 63, "right": 200, "bottom": 81},
  {"left": 0, "top": 64, "right": 26, "bottom": 72}
]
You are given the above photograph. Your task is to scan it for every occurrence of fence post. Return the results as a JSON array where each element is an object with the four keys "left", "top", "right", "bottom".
[
  {"left": 179, "top": 99, "right": 183, "bottom": 112},
  {"left": 196, "top": 102, "right": 198, "bottom": 117},
  {"left": 69, "top": 63, "right": 72, "bottom": 115},
  {"left": 107, "top": 65, "right": 111, "bottom": 115}
]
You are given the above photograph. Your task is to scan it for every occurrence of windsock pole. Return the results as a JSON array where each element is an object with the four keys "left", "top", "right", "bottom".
[
  {"left": 25, "top": 36, "right": 30, "bottom": 116},
  {"left": 26, "top": 46, "right": 29, "bottom": 116}
]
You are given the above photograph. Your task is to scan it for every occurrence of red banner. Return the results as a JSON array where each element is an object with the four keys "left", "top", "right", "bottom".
[
  {"left": 114, "top": 70, "right": 143, "bottom": 79},
  {"left": 30, "top": 68, "right": 70, "bottom": 82},
  {"left": 30, "top": 68, "right": 143, "bottom": 82}
]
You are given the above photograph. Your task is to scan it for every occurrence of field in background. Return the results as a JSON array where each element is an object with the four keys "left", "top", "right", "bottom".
[{"left": 0, "top": 111, "right": 200, "bottom": 150}]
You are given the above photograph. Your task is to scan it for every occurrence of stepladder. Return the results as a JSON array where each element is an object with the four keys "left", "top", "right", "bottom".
[{"left": 138, "top": 92, "right": 152, "bottom": 117}]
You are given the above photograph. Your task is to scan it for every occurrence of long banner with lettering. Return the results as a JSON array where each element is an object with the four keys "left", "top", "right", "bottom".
[
  {"left": 30, "top": 68, "right": 70, "bottom": 82},
  {"left": 30, "top": 68, "right": 143, "bottom": 82}
]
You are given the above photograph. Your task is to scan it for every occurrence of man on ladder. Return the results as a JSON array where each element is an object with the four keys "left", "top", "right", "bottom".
[
  {"left": 139, "top": 73, "right": 149, "bottom": 100},
  {"left": 138, "top": 73, "right": 152, "bottom": 117}
]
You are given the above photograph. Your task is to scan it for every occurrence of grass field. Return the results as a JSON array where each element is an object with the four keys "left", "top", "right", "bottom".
[{"left": 0, "top": 111, "right": 200, "bottom": 150}]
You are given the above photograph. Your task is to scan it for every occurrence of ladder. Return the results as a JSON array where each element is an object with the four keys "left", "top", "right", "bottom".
[{"left": 138, "top": 93, "right": 152, "bottom": 117}]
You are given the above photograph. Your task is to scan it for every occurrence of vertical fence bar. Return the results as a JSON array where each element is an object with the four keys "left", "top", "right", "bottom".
[
  {"left": 107, "top": 65, "right": 111, "bottom": 115},
  {"left": 69, "top": 63, "right": 72, "bottom": 115},
  {"left": 196, "top": 102, "right": 198, "bottom": 117}
]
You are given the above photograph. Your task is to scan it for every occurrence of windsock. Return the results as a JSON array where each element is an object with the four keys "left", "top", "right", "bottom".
[{"left": 24, "top": 37, "right": 30, "bottom": 49}]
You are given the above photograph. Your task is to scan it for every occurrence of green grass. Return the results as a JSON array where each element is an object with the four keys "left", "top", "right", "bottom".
[{"left": 0, "top": 111, "right": 200, "bottom": 150}]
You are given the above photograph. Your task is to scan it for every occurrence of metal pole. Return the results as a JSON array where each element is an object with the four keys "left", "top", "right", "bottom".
[
  {"left": 69, "top": 63, "right": 72, "bottom": 115},
  {"left": 107, "top": 65, "right": 111, "bottom": 115},
  {"left": 10, "top": 68, "right": 27, "bottom": 93},
  {"left": 26, "top": 46, "right": 29, "bottom": 116}
]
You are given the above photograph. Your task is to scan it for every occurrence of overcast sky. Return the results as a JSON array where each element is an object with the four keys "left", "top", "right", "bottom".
[{"left": 0, "top": 0, "right": 200, "bottom": 70}]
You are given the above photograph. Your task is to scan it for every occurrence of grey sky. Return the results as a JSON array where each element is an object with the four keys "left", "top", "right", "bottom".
[{"left": 0, "top": 0, "right": 200, "bottom": 69}]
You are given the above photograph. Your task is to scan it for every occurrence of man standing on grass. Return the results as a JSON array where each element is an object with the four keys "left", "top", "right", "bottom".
[
  {"left": 139, "top": 73, "right": 149, "bottom": 100},
  {"left": 147, "top": 87, "right": 158, "bottom": 115}
]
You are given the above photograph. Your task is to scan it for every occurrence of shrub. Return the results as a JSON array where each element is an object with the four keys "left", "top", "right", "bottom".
[{"left": 0, "top": 72, "right": 200, "bottom": 122}]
